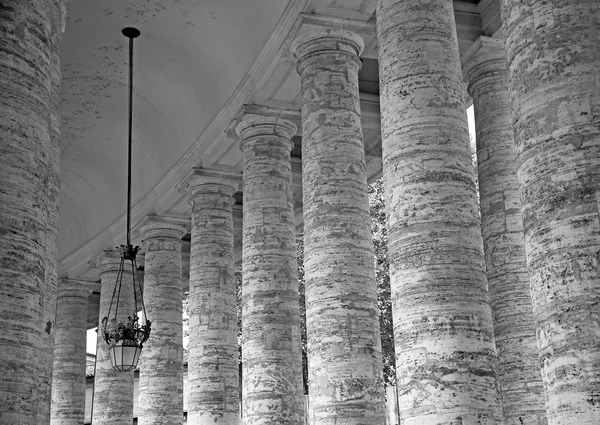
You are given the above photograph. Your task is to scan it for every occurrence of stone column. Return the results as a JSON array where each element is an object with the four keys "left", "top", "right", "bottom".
[
  {"left": 137, "top": 215, "right": 187, "bottom": 424},
  {"left": 50, "top": 279, "right": 95, "bottom": 425},
  {"left": 500, "top": 1, "right": 600, "bottom": 424},
  {"left": 376, "top": 1, "right": 503, "bottom": 423},
  {"left": 91, "top": 250, "right": 135, "bottom": 425},
  {"left": 291, "top": 30, "right": 386, "bottom": 423},
  {"left": 183, "top": 167, "right": 241, "bottom": 424},
  {"left": 463, "top": 36, "right": 547, "bottom": 425},
  {"left": 0, "top": 2, "right": 60, "bottom": 424},
  {"left": 236, "top": 114, "right": 305, "bottom": 424}
]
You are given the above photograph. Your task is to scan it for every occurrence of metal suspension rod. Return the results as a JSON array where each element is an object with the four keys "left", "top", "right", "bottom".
[{"left": 122, "top": 27, "right": 140, "bottom": 245}]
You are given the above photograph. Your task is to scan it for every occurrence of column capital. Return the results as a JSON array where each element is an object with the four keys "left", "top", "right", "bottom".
[
  {"left": 179, "top": 166, "right": 242, "bottom": 201},
  {"left": 89, "top": 249, "right": 123, "bottom": 275},
  {"left": 139, "top": 214, "right": 189, "bottom": 241},
  {"left": 462, "top": 36, "right": 507, "bottom": 83},
  {"left": 236, "top": 114, "right": 296, "bottom": 154},
  {"left": 291, "top": 29, "right": 364, "bottom": 69},
  {"left": 57, "top": 278, "right": 99, "bottom": 297}
]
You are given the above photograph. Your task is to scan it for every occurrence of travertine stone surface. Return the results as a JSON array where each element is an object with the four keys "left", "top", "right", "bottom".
[
  {"left": 376, "top": 1, "right": 503, "bottom": 423},
  {"left": 184, "top": 168, "right": 241, "bottom": 424},
  {"left": 291, "top": 30, "right": 386, "bottom": 424},
  {"left": 50, "top": 279, "right": 94, "bottom": 425},
  {"left": 91, "top": 250, "right": 135, "bottom": 425},
  {"left": 236, "top": 115, "right": 305, "bottom": 424},
  {"left": 40, "top": 4, "right": 68, "bottom": 423},
  {"left": 138, "top": 215, "right": 187, "bottom": 425},
  {"left": 463, "top": 36, "right": 547, "bottom": 425},
  {"left": 0, "top": 2, "right": 59, "bottom": 424},
  {"left": 500, "top": 1, "right": 600, "bottom": 423}
]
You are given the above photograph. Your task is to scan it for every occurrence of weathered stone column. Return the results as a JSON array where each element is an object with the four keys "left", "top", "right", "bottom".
[
  {"left": 291, "top": 30, "right": 386, "bottom": 424},
  {"left": 463, "top": 36, "right": 547, "bottom": 425},
  {"left": 138, "top": 215, "right": 187, "bottom": 425},
  {"left": 500, "top": 1, "right": 600, "bottom": 423},
  {"left": 182, "top": 168, "right": 241, "bottom": 424},
  {"left": 0, "top": 2, "right": 63, "bottom": 423},
  {"left": 91, "top": 250, "right": 135, "bottom": 425},
  {"left": 50, "top": 279, "right": 95, "bottom": 425},
  {"left": 236, "top": 114, "right": 305, "bottom": 424},
  {"left": 376, "top": 1, "right": 503, "bottom": 423}
]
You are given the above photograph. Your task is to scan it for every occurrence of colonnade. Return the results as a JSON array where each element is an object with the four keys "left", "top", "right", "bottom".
[{"left": 1, "top": 0, "right": 599, "bottom": 424}]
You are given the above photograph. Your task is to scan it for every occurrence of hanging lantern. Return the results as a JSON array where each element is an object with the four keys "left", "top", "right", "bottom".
[{"left": 100, "top": 27, "right": 151, "bottom": 372}]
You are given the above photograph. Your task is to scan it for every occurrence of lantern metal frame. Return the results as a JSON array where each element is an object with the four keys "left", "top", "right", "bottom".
[{"left": 100, "top": 27, "right": 151, "bottom": 372}]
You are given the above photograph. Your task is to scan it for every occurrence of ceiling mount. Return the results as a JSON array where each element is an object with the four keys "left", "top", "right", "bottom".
[{"left": 122, "top": 27, "right": 141, "bottom": 39}]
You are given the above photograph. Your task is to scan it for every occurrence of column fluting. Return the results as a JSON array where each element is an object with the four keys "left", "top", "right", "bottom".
[
  {"left": 0, "top": 1, "right": 59, "bottom": 423},
  {"left": 376, "top": 1, "right": 503, "bottom": 423},
  {"left": 291, "top": 29, "right": 386, "bottom": 424},
  {"left": 50, "top": 279, "right": 94, "bottom": 425},
  {"left": 91, "top": 250, "right": 135, "bottom": 425},
  {"left": 184, "top": 168, "right": 241, "bottom": 424},
  {"left": 500, "top": 1, "right": 600, "bottom": 423},
  {"left": 463, "top": 36, "right": 547, "bottom": 425},
  {"left": 138, "top": 215, "right": 187, "bottom": 425},
  {"left": 236, "top": 115, "right": 305, "bottom": 424}
]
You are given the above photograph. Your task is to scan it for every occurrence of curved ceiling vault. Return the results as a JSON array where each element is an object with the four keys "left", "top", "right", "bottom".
[{"left": 59, "top": 0, "right": 290, "bottom": 264}]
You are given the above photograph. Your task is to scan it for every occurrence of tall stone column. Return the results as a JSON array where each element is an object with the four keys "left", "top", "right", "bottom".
[
  {"left": 291, "top": 30, "right": 386, "bottom": 424},
  {"left": 183, "top": 168, "right": 241, "bottom": 424},
  {"left": 236, "top": 114, "right": 305, "bottom": 424},
  {"left": 138, "top": 215, "right": 187, "bottom": 425},
  {"left": 50, "top": 279, "right": 95, "bottom": 425},
  {"left": 500, "top": 1, "right": 600, "bottom": 423},
  {"left": 463, "top": 36, "right": 547, "bottom": 425},
  {"left": 376, "top": 1, "right": 503, "bottom": 423},
  {"left": 0, "top": 1, "right": 63, "bottom": 423},
  {"left": 91, "top": 250, "right": 135, "bottom": 425}
]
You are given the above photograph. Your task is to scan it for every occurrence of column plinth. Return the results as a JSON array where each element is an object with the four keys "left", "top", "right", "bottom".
[
  {"left": 376, "top": 0, "right": 503, "bottom": 423},
  {"left": 500, "top": 1, "right": 600, "bottom": 423},
  {"left": 91, "top": 250, "right": 135, "bottom": 425},
  {"left": 291, "top": 29, "right": 386, "bottom": 424},
  {"left": 236, "top": 115, "right": 305, "bottom": 424},
  {"left": 463, "top": 36, "right": 547, "bottom": 425},
  {"left": 137, "top": 215, "right": 187, "bottom": 425},
  {"left": 50, "top": 280, "right": 95, "bottom": 425},
  {"left": 183, "top": 168, "right": 241, "bottom": 424}
]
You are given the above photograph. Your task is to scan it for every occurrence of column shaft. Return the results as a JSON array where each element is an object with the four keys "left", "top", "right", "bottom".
[
  {"left": 237, "top": 116, "right": 305, "bottom": 424},
  {"left": 50, "top": 280, "right": 92, "bottom": 425},
  {"left": 500, "top": 1, "right": 600, "bottom": 423},
  {"left": 291, "top": 30, "right": 385, "bottom": 424},
  {"left": 91, "top": 251, "right": 135, "bottom": 425},
  {"left": 463, "top": 37, "right": 547, "bottom": 425},
  {"left": 184, "top": 169, "right": 240, "bottom": 424},
  {"left": 138, "top": 216, "right": 187, "bottom": 425},
  {"left": 0, "top": 1, "right": 60, "bottom": 423},
  {"left": 376, "top": 0, "right": 503, "bottom": 423}
]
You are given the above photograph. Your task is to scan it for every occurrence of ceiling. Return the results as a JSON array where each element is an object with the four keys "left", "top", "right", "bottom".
[{"left": 56, "top": 1, "right": 503, "bottom": 324}]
